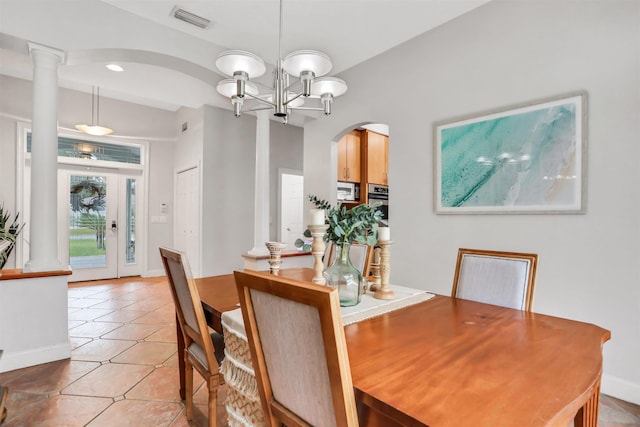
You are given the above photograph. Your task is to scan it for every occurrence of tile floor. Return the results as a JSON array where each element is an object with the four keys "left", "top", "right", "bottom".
[{"left": 0, "top": 275, "right": 638, "bottom": 426}]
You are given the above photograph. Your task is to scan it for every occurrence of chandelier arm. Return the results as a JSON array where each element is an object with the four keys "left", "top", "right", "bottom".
[
  {"left": 283, "top": 92, "right": 304, "bottom": 106},
  {"left": 244, "top": 92, "right": 276, "bottom": 107},
  {"left": 286, "top": 106, "right": 325, "bottom": 112},
  {"left": 244, "top": 105, "right": 278, "bottom": 113}
]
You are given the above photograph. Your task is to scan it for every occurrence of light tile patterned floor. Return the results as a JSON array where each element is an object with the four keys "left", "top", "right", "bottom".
[
  {"left": 0, "top": 276, "right": 224, "bottom": 427},
  {"left": 0, "top": 276, "right": 638, "bottom": 426}
]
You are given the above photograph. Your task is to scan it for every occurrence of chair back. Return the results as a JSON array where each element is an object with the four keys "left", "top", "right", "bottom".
[
  {"left": 159, "top": 247, "right": 219, "bottom": 371},
  {"left": 325, "top": 243, "right": 373, "bottom": 277},
  {"left": 323, "top": 241, "right": 334, "bottom": 270},
  {"left": 234, "top": 270, "right": 358, "bottom": 427},
  {"left": 452, "top": 248, "right": 538, "bottom": 311}
]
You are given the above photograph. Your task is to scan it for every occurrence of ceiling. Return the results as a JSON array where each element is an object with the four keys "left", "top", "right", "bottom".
[{"left": 0, "top": 0, "right": 491, "bottom": 123}]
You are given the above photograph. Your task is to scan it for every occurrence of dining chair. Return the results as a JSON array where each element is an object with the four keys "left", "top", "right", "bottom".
[
  {"left": 451, "top": 248, "right": 538, "bottom": 312},
  {"left": 0, "top": 350, "right": 6, "bottom": 425},
  {"left": 324, "top": 243, "right": 373, "bottom": 277},
  {"left": 323, "top": 240, "right": 334, "bottom": 270},
  {"left": 159, "top": 247, "right": 224, "bottom": 427},
  {"left": 234, "top": 269, "right": 359, "bottom": 427}
]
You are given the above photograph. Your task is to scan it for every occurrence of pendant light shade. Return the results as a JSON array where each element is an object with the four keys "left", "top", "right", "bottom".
[
  {"left": 75, "top": 86, "right": 114, "bottom": 136},
  {"left": 216, "top": 50, "right": 266, "bottom": 78},
  {"left": 282, "top": 50, "right": 332, "bottom": 77},
  {"left": 310, "top": 77, "right": 348, "bottom": 97}
]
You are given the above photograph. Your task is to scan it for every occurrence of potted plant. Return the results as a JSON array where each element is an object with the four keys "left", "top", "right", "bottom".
[
  {"left": 307, "top": 195, "right": 382, "bottom": 306},
  {"left": 0, "top": 204, "right": 25, "bottom": 269}
]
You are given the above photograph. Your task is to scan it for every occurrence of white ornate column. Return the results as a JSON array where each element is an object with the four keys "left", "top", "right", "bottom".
[
  {"left": 23, "top": 43, "right": 66, "bottom": 272},
  {"left": 247, "top": 110, "right": 271, "bottom": 256}
]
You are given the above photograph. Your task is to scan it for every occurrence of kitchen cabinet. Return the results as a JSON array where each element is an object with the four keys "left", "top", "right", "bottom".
[
  {"left": 337, "top": 130, "right": 361, "bottom": 183},
  {"left": 365, "top": 130, "right": 388, "bottom": 185}
]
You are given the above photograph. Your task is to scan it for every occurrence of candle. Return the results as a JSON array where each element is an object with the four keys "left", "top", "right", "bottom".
[
  {"left": 378, "top": 226, "right": 390, "bottom": 241},
  {"left": 309, "top": 209, "right": 325, "bottom": 226}
]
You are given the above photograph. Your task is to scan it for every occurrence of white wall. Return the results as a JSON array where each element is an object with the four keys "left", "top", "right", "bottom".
[
  {"left": 201, "top": 105, "right": 257, "bottom": 276},
  {"left": 304, "top": 0, "right": 640, "bottom": 404},
  {"left": 270, "top": 123, "right": 304, "bottom": 239}
]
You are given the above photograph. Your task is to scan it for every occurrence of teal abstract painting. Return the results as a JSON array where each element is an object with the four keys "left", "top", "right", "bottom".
[{"left": 435, "top": 94, "right": 585, "bottom": 213}]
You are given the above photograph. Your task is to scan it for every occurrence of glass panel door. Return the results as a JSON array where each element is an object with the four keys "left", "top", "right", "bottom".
[
  {"left": 69, "top": 175, "right": 108, "bottom": 269},
  {"left": 59, "top": 167, "right": 118, "bottom": 282}
]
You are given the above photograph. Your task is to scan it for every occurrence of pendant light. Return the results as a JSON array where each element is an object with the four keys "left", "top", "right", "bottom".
[
  {"left": 75, "top": 86, "right": 114, "bottom": 136},
  {"left": 215, "top": 0, "right": 347, "bottom": 123}
]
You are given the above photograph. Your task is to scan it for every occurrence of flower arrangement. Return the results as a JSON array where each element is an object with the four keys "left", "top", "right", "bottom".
[{"left": 294, "top": 195, "right": 382, "bottom": 250}]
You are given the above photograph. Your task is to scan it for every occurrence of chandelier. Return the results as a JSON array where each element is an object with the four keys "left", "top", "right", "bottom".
[{"left": 215, "top": 0, "right": 348, "bottom": 123}]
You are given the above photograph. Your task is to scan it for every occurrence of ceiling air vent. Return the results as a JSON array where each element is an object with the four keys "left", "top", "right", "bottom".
[{"left": 172, "top": 7, "right": 210, "bottom": 29}]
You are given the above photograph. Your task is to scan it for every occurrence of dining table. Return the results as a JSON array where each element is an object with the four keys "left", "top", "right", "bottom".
[{"left": 180, "top": 268, "right": 610, "bottom": 427}]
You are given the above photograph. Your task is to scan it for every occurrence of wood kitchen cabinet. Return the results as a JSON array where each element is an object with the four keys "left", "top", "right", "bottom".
[
  {"left": 337, "top": 130, "right": 361, "bottom": 183},
  {"left": 365, "top": 130, "right": 389, "bottom": 185}
]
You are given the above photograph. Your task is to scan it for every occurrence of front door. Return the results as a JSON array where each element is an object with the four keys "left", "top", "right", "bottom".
[{"left": 58, "top": 165, "right": 140, "bottom": 282}]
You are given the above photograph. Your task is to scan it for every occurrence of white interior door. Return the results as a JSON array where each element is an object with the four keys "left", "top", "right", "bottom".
[
  {"left": 279, "top": 170, "right": 304, "bottom": 250},
  {"left": 174, "top": 166, "right": 200, "bottom": 277}
]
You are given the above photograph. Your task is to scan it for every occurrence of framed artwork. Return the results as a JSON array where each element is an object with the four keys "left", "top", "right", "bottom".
[{"left": 434, "top": 92, "right": 587, "bottom": 214}]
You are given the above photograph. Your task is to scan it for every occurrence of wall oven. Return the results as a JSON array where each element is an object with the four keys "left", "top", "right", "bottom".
[{"left": 368, "top": 184, "right": 389, "bottom": 223}]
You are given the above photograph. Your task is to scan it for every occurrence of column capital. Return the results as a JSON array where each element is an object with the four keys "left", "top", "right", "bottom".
[{"left": 27, "top": 42, "right": 65, "bottom": 64}]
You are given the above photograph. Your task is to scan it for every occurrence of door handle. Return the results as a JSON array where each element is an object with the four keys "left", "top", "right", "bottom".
[{"left": 111, "top": 220, "right": 117, "bottom": 232}]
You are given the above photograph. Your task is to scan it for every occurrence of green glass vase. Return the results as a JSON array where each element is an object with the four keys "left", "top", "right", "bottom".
[{"left": 323, "top": 242, "right": 362, "bottom": 307}]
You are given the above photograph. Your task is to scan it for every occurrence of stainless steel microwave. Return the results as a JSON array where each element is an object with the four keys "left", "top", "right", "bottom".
[{"left": 337, "top": 182, "right": 356, "bottom": 201}]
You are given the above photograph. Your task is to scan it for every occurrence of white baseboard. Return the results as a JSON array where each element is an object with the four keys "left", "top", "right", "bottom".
[
  {"left": 144, "top": 268, "right": 165, "bottom": 278},
  {"left": 0, "top": 343, "right": 71, "bottom": 373},
  {"left": 602, "top": 374, "right": 640, "bottom": 405}
]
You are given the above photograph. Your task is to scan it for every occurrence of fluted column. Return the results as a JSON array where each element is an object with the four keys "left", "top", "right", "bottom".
[
  {"left": 23, "top": 43, "right": 66, "bottom": 272},
  {"left": 248, "top": 110, "right": 270, "bottom": 256}
]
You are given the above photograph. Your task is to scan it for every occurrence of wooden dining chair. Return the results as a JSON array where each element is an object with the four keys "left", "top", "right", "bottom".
[
  {"left": 0, "top": 350, "right": 6, "bottom": 425},
  {"left": 159, "top": 247, "right": 224, "bottom": 427},
  {"left": 234, "top": 269, "right": 359, "bottom": 427},
  {"left": 451, "top": 248, "right": 538, "bottom": 312}
]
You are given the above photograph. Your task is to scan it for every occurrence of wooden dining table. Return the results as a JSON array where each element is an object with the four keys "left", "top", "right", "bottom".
[{"left": 181, "top": 268, "right": 610, "bottom": 427}]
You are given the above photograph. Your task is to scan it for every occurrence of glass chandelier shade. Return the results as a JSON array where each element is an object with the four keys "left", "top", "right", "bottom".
[{"left": 216, "top": 50, "right": 266, "bottom": 78}]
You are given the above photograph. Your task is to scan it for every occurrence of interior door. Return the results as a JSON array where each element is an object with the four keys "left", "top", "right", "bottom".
[
  {"left": 174, "top": 166, "right": 200, "bottom": 277},
  {"left": 279, "top": 171, "right": 304, "bottom": 250}
]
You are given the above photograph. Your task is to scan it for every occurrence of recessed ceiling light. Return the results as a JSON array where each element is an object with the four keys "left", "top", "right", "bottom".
[{"left": 106, "top": 64, "right": 124, "bottom": 72}]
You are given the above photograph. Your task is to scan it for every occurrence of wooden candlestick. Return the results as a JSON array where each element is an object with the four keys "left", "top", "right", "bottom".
[
  {"left": 265, "top": 241, "right": 288, "bottom": 275},
  {"left": 374, "top": 240, "right": 395, "bottom": 300},
  {"left": 369, "top": 246, "right": 382, "bottom": 292},
  {"left": 308, "top": 224, "right": 329, "bottom": 285}
]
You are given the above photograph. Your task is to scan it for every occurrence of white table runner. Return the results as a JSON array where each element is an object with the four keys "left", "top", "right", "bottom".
[{"left": 220, "top": 285, "right": 434, "bottom": 427}]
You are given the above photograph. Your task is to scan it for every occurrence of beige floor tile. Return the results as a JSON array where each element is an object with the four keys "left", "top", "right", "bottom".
[
  {"left": 61, "top": 363, "right": 153, "bottom": 397},
  {"left": 68, "top": 297, "right": 107, "bottom": 308},
  {"left": 145, "top": 324, "right": 178, "bottom": 343},
  {"left": 2, "top": 394, "right": 112, "bottom": 427},
  {"left": 3, "top": 359, "right": 99, "bottom": 394},
  {"left": 68, "top": 308, "right": 115, "bottom": 322},
  {"left": 94, "top": 309, "right": 149, "bottom": 323},
  {"left": 86, "top": 399, "right": 183, "bottom": 427},
  {"left": 130, "top": 309, "right": 175, "bottom": 325},
  {"left": 125, "top": 366, "right": 184, "bottom": 402},
  {"left": 102, "top": 323, "right": 162, "bottom": 340},
  {"left": 71, "top": 338, "right": 136, "bottom": 362},
  {"left": 69, "top": 321, "right": 122, "bottom": 338},
  {"left": 1, "top": 390, "right": 50, "bottom": 425},
  {"left": 111, "top": 341, "right": 176, "bottom": 365},
  {"left": 70, "top": 336, "right": 93, "bottom": 350}
]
